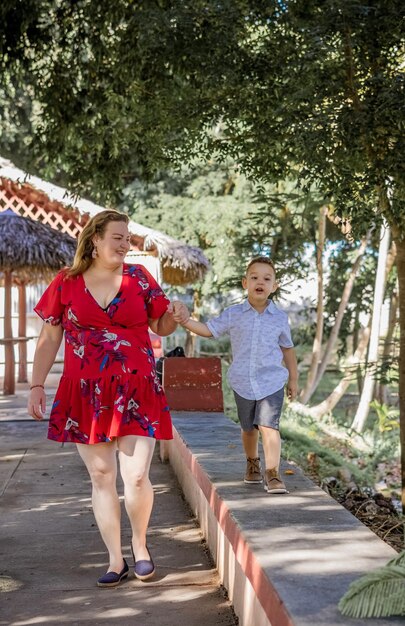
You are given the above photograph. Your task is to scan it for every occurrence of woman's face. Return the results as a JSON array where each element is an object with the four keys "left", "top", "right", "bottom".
[{"left": 93, "top": 221, "right": 131, "bottom": 265}]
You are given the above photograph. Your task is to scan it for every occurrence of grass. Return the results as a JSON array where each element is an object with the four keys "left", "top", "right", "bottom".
[
  {"left": 280, "top": 405, "right": 375, "bottom": 486},
  {"left": 221, "top": 361, "right": 238, "bottom": 422},
  {"left": 308, "top": 367, "right": 360, "bottom": 425}
]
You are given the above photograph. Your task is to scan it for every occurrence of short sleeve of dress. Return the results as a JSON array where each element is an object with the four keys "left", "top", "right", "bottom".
[
  {"left": 140, "top": 266, "right": 170, "bottom": 320},
  {"left": 33, "top": 271, "right": 65, "bottom": 326}
]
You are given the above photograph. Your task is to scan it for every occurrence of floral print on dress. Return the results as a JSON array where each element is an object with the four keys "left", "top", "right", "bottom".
[{"left": 34, "top": 264, "right": 172, "bottom": 445}]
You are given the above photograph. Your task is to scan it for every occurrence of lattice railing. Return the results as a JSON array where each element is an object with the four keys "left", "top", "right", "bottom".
[
  {"left": 0, "top": 177, "right": 144, "bottom": 251},
  {"left": 0, "top": 181, "right": 85, "bottom": 238}
]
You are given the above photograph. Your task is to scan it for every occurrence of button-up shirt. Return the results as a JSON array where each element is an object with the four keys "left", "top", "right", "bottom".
[{"left": 206, "top": 300, "right": 294, "bottom": 400}]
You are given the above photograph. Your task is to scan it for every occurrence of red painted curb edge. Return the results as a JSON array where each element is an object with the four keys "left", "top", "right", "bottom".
[{"left": 173, "top": 427, "right": 295, "bottom": 626}]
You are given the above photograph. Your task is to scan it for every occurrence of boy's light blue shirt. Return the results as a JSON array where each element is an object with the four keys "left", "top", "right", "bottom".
[{"left": 206, "top": 299, "right": 294, "bottom": 401}]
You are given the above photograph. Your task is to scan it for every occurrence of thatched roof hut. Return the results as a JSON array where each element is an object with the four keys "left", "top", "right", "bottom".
[
  {"left": 0, "top": 158, "right": 210, "bottom": 285},
  {"left": 0, "top": 209, "right": 76, "bottom": 282}
]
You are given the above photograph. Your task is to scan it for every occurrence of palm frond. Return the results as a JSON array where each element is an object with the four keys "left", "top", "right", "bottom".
[{"left": 339, "top": 550, "right": 405, "bottom": 618}]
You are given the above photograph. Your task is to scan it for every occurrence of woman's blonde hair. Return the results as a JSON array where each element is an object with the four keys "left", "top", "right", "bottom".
[{"left": 66, "top": 210, "right": 129, "bottom": 277}]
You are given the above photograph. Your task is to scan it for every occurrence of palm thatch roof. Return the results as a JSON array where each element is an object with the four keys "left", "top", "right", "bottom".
[
  {"left": 0, "top": 209, "right": 76, "bottom": 282},
  {"left": 0, "top": 158, "right": 210, "bottom": 285},
  {"left": 126, "top": 223, "right": 209, "bottom": 285}
]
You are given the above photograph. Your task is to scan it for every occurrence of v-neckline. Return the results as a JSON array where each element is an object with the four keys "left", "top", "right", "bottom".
[{"left": 81, "top": 270, "right": 125, "bottom": 313}]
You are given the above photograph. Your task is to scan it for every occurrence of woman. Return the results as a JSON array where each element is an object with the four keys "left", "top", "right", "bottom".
[{"left": 28, "top": 209, "right": 180, "bottom": 587}]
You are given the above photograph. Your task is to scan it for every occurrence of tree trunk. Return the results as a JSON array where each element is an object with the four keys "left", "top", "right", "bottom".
[
  {"left": 305, "top": 235, "right": 369, "bottom": 402},
  {"left": 376, "top": 285, "right": 398, "bottom": 404},
  {"left": 301, "top": 205, "right": 327, "bottom": 403},
  {"left": 393, "top": 236, "right": 405, "bottom": 514},
  {"left": 351, "top": 223, "right": 391, "bottom": 432},
  {"left": 308, "top": 324, "right": 371, "bottom": 418},
  {"left": 385, "top": 241, "right": 398, "bottom": 281},
  {"left": 352, "top": 304, "right": 365, "bottom": 394},
  {"left": 374, "top": 242, "right": 397, "bottom": 403}
]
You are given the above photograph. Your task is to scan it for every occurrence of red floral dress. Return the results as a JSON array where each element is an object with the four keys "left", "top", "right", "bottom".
[{"left": 34, "top": 263, "right": 173, "bottom": 444}]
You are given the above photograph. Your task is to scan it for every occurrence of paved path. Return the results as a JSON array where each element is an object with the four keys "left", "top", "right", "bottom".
[{"left": 0, "top": 387, "right": 237, "bottom": 626}]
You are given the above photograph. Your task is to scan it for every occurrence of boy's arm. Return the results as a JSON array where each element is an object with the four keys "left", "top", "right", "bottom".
[
  {"left": 182, "top": 318, "right": 213, "bottom": 338},
  {"left": 281, "top": 346, "right": 298, "bottom": 400},
  {"left": 172, "top": 301, "right": 213, "bottom": 337}
]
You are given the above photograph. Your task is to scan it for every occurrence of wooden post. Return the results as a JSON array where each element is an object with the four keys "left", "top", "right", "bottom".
[
  {"left": 3, "top": 270, "right": 15, "bottom": 395},
  {"left": 17, "top": 282, "right": 27, "bottom": 383}
]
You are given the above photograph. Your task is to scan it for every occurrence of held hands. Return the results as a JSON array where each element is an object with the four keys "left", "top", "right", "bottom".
[
  {"left": 28, "top": 387, "right": 46, "bottom": 421},
  {"left": 171, "top": 301, "right": 190, "bottom": 325}
]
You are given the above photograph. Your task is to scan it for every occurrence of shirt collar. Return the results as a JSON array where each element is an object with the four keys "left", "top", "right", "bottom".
[{"left": 242, "top": 299, "right": 276, "bottom": 314}]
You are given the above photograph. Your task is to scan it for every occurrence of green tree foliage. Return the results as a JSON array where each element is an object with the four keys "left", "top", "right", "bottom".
[
  {"left": 120, "top": 162, "right": 256, "bottom": 296},
  {"left": 0, "top": 1, "right": 250, "bottom": 198},
  {"left": 1, "top": 1, "right": 403, "bottom": 226},
  {"left": 323, "top": 239, "right": 377, "bottom": 356},
  {"left": 119, "top": 161, "right": 317, "bottom": 298},
  {"left": 214, "top": 1, "right": 405, "bottom": 236}
]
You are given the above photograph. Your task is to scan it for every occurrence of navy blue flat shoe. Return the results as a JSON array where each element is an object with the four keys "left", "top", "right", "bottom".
[
  {"left": 97, "top": 558, "right": 129, "bottom": 587},
  {"left": 131, "top": 543, "right": 155, "bottom": 581}
]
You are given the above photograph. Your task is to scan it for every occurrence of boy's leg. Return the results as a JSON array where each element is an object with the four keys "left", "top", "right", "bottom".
[
  {"left": 255, "top": 388, "right": 288, "bottom": 494},
  {"left": 241, "top": 429, "right": 262, "bottom": 483},
  {"left": 241, "top": 428, "right": 259, "bottom": 459},
  {"left": 233, "top": 391, "right": 263, "bottom": 483},
  {"left": 259, "top": 426, "right": 281, "bottom": 471}
]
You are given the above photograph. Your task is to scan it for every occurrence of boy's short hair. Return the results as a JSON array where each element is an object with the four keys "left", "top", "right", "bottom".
[{"left": 245, "top": 256, "right": 276, "bottom": 276}]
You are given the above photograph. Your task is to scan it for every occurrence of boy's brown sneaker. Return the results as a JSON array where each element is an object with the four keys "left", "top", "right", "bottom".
[
  {"left": 264, "top": 468, "right": 288, "bottom": 494},
  {"left": 244, "top": 457, "right": 263, "bottom": 484}
]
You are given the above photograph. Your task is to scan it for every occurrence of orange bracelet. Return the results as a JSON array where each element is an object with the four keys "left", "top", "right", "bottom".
[{"left": 30, "top": 384, "right": 45, "bottom": 390}]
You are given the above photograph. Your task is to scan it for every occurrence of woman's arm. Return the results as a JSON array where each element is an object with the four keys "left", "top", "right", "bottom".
[
  {"left": 28, "top": 323, "right": 63, "bottom": 420},
  {"left": 149, "top": 299, "right": 194, "bottom": 336},
  {"left": 149, "top": 310, "right": 178, "bottom": 337}
]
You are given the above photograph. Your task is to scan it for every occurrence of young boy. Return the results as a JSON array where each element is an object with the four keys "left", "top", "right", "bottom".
[{"left": 173, "top": 256, "right": 298, "bottom": 494}]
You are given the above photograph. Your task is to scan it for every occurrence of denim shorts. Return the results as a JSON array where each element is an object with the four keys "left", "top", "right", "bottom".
[{"left": 233, "top": 387, "right": 285, "bottom": 431}]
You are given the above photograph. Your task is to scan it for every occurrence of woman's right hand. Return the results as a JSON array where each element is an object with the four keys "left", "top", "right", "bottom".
[{"left": 28, "top": 387, "right": 46, "bottom": 421}]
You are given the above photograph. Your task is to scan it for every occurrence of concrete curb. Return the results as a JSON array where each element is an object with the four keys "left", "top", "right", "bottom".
[{"left": 169, "top": 426, "right": 294, "bottom": 626}]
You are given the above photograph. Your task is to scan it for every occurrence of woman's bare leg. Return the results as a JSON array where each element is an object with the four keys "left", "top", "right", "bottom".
[
  {"left": 118, "top": 435, "right": 156, "bottom": 562},
  {"left": 76, "top": 441, "right": 124, "bottom": 573}
]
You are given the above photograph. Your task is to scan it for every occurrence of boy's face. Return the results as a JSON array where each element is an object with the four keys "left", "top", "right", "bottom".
[{"left": 242, "top": 262, "right": 278, "bottom": 302}]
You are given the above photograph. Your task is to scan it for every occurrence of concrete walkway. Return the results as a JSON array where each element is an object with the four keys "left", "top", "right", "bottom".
[
  {"left": 0, "top": 384, "right": 237, "bottom": 626},
  {"left": 2, "top": 377, "right": 404, "bottom": 625}
]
